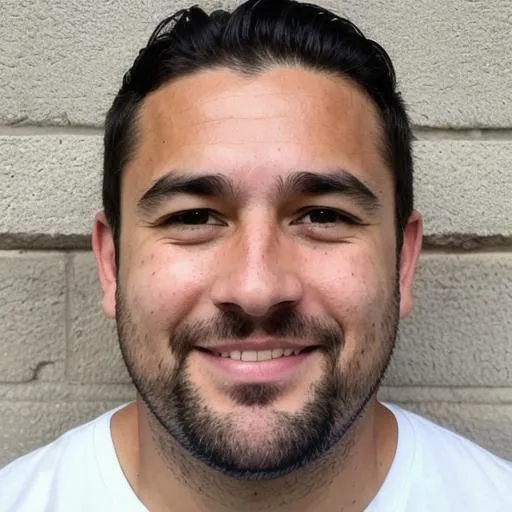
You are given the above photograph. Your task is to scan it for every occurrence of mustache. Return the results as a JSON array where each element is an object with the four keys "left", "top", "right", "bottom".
[{"left": 170, "top": 309, "right": 343, "bottom": 358}]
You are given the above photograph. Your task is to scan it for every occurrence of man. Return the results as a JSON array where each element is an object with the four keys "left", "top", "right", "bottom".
[{"left": 1, "top": 0, "right": 511, "bottom": 510}]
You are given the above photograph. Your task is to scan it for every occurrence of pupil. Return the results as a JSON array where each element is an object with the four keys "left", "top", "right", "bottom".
[
  {"left": 310, "top": 209, "right": 337, "bottom": 223},
  {"left": 183, "top": 210, "right": 209, "bottom": 224}
]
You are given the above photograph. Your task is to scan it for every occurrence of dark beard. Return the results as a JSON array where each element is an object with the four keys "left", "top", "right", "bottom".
[{"left": 115, "top": 281, "right": 399, "bottom": 480}]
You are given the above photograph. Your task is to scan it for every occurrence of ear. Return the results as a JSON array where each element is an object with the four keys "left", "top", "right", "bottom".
[
  {"left": 92, "top": 211, "right": 117, "bottom": 319},
  {"left": 398, "top": 210, "right": 423, "bottom": 318}
]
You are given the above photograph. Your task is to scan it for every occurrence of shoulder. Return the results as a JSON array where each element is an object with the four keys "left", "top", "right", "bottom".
[
  {"left": 387, "top": 403, "right": 512, "bottom": 510},
  {"left": 399, "top": 404, "right": 511, "bottom": 470},
  {"left": 0, "top": 406, "right": 121, "bottom": 512}
]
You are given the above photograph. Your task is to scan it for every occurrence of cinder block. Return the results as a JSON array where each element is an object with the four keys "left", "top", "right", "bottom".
[
  {"left": 332, "top": 0, "right": 512, "bottom": 127},
  {"left": 390, "top": 401, "right": 512, "bottom": 461},
  {"left": 415, "top": 141, "right": 512, "bottom": 239},
  {"left": 385, "top": 253, "right": 512, "bottom": 386},
  {"left": 0, "top": 400, "right": 130, "bottom": 467},
  {"left": 0, "top": 252, "right": 66, "bottom": 382},
  {"left": 0, "top": 382, "right": 135, "bottom": 403},
  {"left": 67, "top": 252, "right": 130, "bottom": 383},
  {"left": 1, "top": 1, "right": 511, "bottom": 127},
  {"left": 0, "top": 0, "right": 234, "bottom": 127},
  {"left": 379, "top": 386, "right": 512, "bottom": 406},
  {"left": 0, "top": 135, "right": 101, "bottom": 238},
  {"left": 1, "top": 135, "right": 511, "bottom": 242}
]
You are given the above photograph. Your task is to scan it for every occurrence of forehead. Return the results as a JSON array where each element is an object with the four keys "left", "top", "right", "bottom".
[{"left": 123, "top": 66, "right": 391, "bottom": 201}]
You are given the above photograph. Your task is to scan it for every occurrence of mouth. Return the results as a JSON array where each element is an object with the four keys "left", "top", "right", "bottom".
[
  {"left": 193, "top": 345, "right": 322, "bottom": 384},
  {"left": 195, "top": 345, "right": 319, "bottom": 361}
]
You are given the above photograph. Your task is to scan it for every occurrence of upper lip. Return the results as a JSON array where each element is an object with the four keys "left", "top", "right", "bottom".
[{"left": 195, "top": 339, "right": 318, "bottom": 353}]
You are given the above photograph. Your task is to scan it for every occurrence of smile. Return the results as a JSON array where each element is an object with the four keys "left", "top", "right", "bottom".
[
  {"left": 196, "top": 346, "right": 318, "bottom": 362},
  {"left": 193, "top": 346, "right": 321, "bottom": 384}
]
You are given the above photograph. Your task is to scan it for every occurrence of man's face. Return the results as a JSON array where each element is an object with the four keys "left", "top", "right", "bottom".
[{"left": 112, "top": 67, "right": 404, "bottom": 478}]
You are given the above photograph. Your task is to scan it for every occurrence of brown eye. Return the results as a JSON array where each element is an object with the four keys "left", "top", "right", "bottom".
[
  {"left": 163, "top": 209, "right": 224, "bottom": 226},
  {"left": 297, "top": 208, "right": 358, "bottom": 225},
  {"left": 307, "top": 209, "right": 341, "bottom": 224}
]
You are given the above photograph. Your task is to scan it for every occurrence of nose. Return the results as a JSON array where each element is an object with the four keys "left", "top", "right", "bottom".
[{"left": 210, "top": 224, "right": 303, "bottom": 317}]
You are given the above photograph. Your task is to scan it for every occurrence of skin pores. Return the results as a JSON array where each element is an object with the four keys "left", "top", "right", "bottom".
[{"left": 101, "top": 66, "right": 411, "bottom": 478}]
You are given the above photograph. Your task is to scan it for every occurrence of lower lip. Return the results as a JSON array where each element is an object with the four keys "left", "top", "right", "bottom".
[{"left": 193, "top": 349, "right": 319, "bottom": 383}]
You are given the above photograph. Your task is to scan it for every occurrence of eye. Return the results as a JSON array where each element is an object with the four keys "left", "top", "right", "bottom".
[
  {"left": 294, "top": 208, "right": 359, "bottom": 226},
  {"left": 162, "top": 209, "right": 225, "bottom": 226}
]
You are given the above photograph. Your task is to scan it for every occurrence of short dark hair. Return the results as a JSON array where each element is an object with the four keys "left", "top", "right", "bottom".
[{"left": 103, "top": 0, "right": 414, "bottom": 264}]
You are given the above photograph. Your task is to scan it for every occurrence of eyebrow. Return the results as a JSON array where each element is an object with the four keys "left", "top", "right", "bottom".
[
  {"left": 137, "top": 168, "right": 381, "bottom": 216},
  {"left": 137, "top": 173, "right": 239, "bottom": 215},
  {"left": 277, "top": 170, "right": 381, "bottom": 214}
]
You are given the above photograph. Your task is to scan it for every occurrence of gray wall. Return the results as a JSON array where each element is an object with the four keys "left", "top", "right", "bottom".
[{"left": 1, "top": 0, "right": 511, "bottom": 466}]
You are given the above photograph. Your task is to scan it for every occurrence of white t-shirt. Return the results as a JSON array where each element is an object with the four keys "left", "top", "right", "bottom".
[{"left": 1, "top": 402, "right": 511, "bottom": 511}]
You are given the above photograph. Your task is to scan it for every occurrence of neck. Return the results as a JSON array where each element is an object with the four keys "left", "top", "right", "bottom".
[{"left": 111, "top": 396, "right": 397, "bottom": 512}]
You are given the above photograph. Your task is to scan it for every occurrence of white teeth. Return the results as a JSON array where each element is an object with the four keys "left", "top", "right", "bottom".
[
  {"left": 212, "top": 348, "right": 309, "bottom": 361},
  {"left": 229, "top": 350, "right": 241, "bottom": 361},
  {"left": 257, "top": 350, "right": 273, "bottom": 361},
  {"left": 271, "top": 348, "right": 284, "bottom": 358},
  {"left": 241, "top": 350, "right": 258, "bottom": 362}
]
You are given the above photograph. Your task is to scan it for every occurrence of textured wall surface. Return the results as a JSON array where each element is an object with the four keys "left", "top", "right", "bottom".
[{"left": 1, "top": 0, "right": 511, "bottom": 467}]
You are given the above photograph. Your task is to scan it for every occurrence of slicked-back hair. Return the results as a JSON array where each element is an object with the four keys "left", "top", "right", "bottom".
[{"left": 104, "top": 0, "right": 414, "bottom": 265}]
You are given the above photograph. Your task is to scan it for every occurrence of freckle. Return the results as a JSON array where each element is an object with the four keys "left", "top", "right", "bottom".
[
  {"left": 152, "top": 271, "right": 155, "bottom": 276},
  {"left": 140, "top": 259, "right": 145, "bottom": 265},
  {"left": 360, "top": 348, "right": 366, "bottom": 355}
]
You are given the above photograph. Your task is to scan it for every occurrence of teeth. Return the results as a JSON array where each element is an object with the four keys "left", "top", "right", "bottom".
[
  {"left": 229, "top": 350, "right": 241, "bottom": 361},
  {"left": 213, "top": 348, "right": 309, "bottom": 361},
  {"left": 241, "top": 351, "right": 258, "bottom": 362},
  {"left": 257, "top": 350, "right": 273, "bottom": 361},
  {"left": 271, "top": 348, "right": 284, "bottom": 358}
]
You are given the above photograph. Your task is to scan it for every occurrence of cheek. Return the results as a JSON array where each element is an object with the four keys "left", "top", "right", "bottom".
[
  {"left": 123, "top": 248, "right": 213, "bottom": 329},
  {"left": 306, "top": 247, "right": 395, "bottom": 358},
  {"left": 307, "top": 247, "right": 390, "bottom": 316}
]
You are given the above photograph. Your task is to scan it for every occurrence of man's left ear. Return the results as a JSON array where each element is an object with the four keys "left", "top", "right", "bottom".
[{"left": 398, "top": 210, "right": 423, "bottom": 318}]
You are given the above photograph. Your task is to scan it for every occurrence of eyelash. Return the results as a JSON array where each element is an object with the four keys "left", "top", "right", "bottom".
[
  {"left": 160, "top": 207, "right": 361, "bottom": 227},
  {"left": 160, "top": 209, "right": 226, "bottom": 227},
  {"left": 294, "top": 207, "right": 361, "bottom": 226}
]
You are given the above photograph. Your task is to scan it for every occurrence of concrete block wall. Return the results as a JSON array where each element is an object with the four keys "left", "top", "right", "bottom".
[{"left": 1, "top": 0, "right": 511, "bottom": 466}]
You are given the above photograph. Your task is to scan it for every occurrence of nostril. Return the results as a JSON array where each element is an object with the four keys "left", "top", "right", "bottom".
[{"left": 216, "top": 302, "right": 247, "bottom": 316}]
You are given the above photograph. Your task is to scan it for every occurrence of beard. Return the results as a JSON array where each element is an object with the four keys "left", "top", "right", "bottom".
[{"left": 115, "top": 279, "right": 400, "bottom": 480}]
